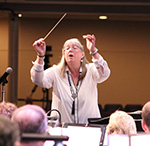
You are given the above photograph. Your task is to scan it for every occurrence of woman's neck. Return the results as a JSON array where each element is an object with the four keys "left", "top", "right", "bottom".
[
  {"left": 68, "top": 65, "right": 80, "bottom": 76},
  {"left": 68, "top": 65, "right": 80, "bottom": 86},
  {"left": 68, "top": 61, "right": 80, "bottom": 74}
]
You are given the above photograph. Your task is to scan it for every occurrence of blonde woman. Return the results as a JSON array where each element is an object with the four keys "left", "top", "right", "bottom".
[
  {"left": 106, "top": 110, "right": 137, "bottom": 135},
  {"left": 31, "top": 34, "right": 110, "bottom": 124}
]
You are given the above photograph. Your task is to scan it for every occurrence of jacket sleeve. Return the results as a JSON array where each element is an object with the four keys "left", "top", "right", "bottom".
[
  {"left": 30, "top": 61, "right": 54, "bottom": 89},
  {"left": 92, "top": 54, "right": 111, "bottom": 83}
]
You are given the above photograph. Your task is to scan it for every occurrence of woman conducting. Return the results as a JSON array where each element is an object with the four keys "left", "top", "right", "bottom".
[{"left": 30, "top": 34, "right": 110, "bottom": 124}]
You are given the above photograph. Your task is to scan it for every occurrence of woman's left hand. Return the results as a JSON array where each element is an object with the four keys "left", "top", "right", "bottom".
[{"left": 83, "top": 34, "right": 96, "bottom": 52}]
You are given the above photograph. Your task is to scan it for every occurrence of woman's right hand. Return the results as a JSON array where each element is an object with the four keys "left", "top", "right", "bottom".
[{"left": 33, "top": 38, "right": 46, "bottom": 56}]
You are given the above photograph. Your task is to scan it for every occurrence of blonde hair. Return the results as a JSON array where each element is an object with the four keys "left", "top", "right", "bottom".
[
  {"left": 0, "top": 102, "right": 17, "bottom": 119},
  {"left": 106, "top": 110, "right": 137, "bottom": 135},
  {"left": 57, "top": 38, "right": 89, "bottom": 79}
]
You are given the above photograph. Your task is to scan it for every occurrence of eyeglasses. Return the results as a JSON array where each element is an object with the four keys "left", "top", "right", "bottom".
[{"left": 64, "top": 45, "right": 82, "bottom": 51}]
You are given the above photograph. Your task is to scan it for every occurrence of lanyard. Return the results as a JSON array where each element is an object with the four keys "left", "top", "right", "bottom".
[{"left": 66, "top": 70, "right": 81, "bottom": 123}]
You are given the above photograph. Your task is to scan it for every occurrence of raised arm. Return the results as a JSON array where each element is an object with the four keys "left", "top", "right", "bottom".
[
  {"left": 30, "top": 38, "right": 46, "bottom": 87},
  {"left": 83, "top": 34, "right": 110, "bottom": 81},
  {"left": 32, "top": 38, "right": 46, "bottom": 64},
  {"left": 83, "top": 34, "right": 100, "bottom": 60}
]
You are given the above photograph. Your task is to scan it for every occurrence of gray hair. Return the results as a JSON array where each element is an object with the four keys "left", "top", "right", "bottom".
[{"left": 0, "top": 115, "right": 20, "bottom": 146}]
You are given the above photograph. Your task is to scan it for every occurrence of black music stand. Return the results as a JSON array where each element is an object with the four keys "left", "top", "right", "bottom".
[{"left": 21, "top": 133, "right": 69, "bottom": 146}]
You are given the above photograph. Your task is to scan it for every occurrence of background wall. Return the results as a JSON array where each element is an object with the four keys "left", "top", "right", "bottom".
[
  {"left": 0, "top": 17, "right": 9, "bottom": 101},
  {"left": 0, "top": 16, "right": 150, "bottom": 109}
]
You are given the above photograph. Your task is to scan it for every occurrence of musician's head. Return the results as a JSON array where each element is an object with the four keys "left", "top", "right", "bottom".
[
  {"left": 106, "top": 110, "right": 137, "bottom": 135},
  {"left": 0, "top": 102, "right": 17, "bottom": 119},
  {"left": 142, "top": 101, "right": 150, "bottom": 133},
  {"left": 11, "top": 104, "right": 48, "bottom": 134}
]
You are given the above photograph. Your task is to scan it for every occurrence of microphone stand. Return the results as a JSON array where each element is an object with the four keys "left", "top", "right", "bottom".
[{"left": 1, "top": 79, "right": 8, "bottom": 102}]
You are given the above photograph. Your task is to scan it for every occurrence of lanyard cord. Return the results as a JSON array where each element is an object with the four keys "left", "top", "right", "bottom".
[
  {"left": 66, "top": 70, "right": 81, "bottom": 123},
  {"left": 66, "top": 59, "right": 83, "bottom": 123}
]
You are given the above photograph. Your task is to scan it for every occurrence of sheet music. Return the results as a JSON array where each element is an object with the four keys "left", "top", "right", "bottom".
[{"left": 45, "top": 125, "right": 102, "bottom": 146}]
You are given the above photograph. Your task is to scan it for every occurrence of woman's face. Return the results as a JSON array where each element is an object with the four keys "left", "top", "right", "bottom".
[{"left": 63, "top": 40, "right": 84, "bottom": 65}]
